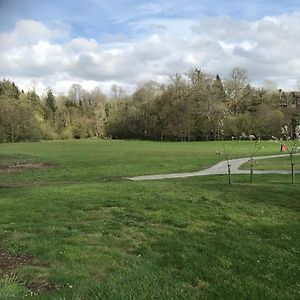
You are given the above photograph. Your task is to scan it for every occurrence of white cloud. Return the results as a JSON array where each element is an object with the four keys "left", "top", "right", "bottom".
[
  {"left": 67, "top": 38, "right": 101, "bottom": 52},
  {"left": 1, "top": 13, "right": 300, "bottom": 94},
  {"left": 0, "top": 19, "right": 67, "bottom": 49}
]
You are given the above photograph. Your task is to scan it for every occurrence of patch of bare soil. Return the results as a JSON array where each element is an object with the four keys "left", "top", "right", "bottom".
[
  {"left": 0, "top": 250, "right": 33, "bottom": 273},
  {"left": 0, "top": 250, "right": 57, "bottom": 294},
  {"left": 27, "top": 280, "right": 60, "bottom": 294},
  {"left": 0, "top": 161, "right": 57, "bottom": 175}
]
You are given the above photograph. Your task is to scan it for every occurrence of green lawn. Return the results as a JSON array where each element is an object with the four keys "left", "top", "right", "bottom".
[
  {"left": 240, "top": 154, "right": 300, "bottom": 171},
  {"left": 0, "top": 140, "right": 299, "bottom": 299},
  {"left": 0, "top": 139, "right": 282, "bottom": 186}
]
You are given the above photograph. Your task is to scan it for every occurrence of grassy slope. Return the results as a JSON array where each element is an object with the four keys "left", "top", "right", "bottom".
[{"left": 0, "top": 140, "right": 299, "bottom": 299}]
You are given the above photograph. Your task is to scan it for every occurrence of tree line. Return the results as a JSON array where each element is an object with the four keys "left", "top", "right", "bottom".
[{"left": 1, "top": 68, "right": 299, "bottom": 143}]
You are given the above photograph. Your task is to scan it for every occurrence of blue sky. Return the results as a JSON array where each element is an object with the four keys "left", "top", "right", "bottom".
[
  {"left": 0, "top": 0, "right": 300, "bottom": 93},
  {"left": 1, "top": 0, "right": 300, "bottom": 38}
]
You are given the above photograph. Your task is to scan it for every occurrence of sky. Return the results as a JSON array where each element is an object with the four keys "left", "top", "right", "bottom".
[{"left": 0, "top": 0, "right": 300, "bottom": 94}]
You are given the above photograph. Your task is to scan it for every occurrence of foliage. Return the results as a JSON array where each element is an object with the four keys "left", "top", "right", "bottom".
[
  {"left": 44, "top": 88, "right": 56, "bottom": 120},
  {"left": 1, "top": 67, "right": 299, "bottom": 142}
]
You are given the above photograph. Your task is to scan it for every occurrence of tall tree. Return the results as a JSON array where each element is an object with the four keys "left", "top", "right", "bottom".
[
  {"left": 68, "top": 83, "right": 85, "bottom": 104},
  {"left": 225, "top": 67, "right": 250, "bottom": 113},
  {"left": 111, "top": 84, "right": 126, "bottom": 101},
  {"left": 212, "top": 74, "right": 225, "bottom": 103},
  {"left": 44, "top": 88, "right": 56, "bottom": 120}
]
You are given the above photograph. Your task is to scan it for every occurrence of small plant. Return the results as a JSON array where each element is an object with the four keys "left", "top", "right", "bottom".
[
  {"left": 273, "top": 125, "right": 300, "bottom": 184},
  {"left": 281, "top": 125, "right": 300, "bottom": 184},
  {"left": 217, "top": 119, "right": 233, "bottom": 184},
  {"left": 247, "top": 137, "right": 263, "bottom": 183},
  {"left": 216, "top": 140, "right": 232, "bottom": 184}
]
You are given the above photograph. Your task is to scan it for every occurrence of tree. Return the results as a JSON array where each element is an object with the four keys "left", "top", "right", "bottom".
[
  {"left": 225, "top": 67, "right": 250, "bottom": 114},
  {"left": 0, "top": 79, "right": 20, "bottom": 142},
  {"left": 92, "top": 102, "right": 107, "bottom": 138},
  {"left": 44, "top": 88, "right": 56, "bottom": 120},
  {"left": 111, "top": 84, "right": 126, "bottom": 101},
  {"left": 0, "top": 79, "right": 44, "bottom": 142},
  {"left": 132, "top": 80, "right": 162, "bottom": 139},
  {"left": 212, "top": 74, "right": 225, "bottom": 103},
  {"left": 26, "top": 90, "right": 40, "bottom": 106},
  {"left": 0, "top": 79, "right": 20, "bottom": 100},
  {"left": 157, "top": 74, "right": 193, "bottom": 141},
  {"left": 106, "top": 99, "right": 137, "bottom": 139},
  {"left": 68, "top": 83, "right": 85, "bottom": 104},
  {"left": 189, "top": 69, "right": 226, "bottom": 140},
  {"left": 280, "top": 125, "right": 300, "bottom": 184}
]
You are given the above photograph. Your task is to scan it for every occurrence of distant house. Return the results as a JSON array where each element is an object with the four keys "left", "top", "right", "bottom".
[
  {"left": 279, "top": 90, "right": 300, "bottom": 107},
  {"left": 290, "top": 91, "right": 300, "bottom": 107}
]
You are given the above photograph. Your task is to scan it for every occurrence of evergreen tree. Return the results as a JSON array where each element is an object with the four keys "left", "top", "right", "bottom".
[
  {"left": 44, "top": 89, "right": 56, "bottom": 120},
  {"left": 27, "top": 90, "right": 40, "bottom": 106},
  {"left": 213, "top": 74, "right": 225, "bottom": 102},
  {"left": 0, "top": 79, "right": 20, "bottom": 101}
]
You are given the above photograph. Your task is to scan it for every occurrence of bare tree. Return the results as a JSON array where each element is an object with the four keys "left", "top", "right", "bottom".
[
  {"left": 111, "top": 84, "right": 126, "bottom": 100},
  {"left": 68, "top": 83, "right": 85, "bottom": 103},
  {"left": 281, "top": 125, "right": 300, "bottom": 184}
]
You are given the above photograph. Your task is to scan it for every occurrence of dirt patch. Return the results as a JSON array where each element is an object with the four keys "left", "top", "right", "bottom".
[
  {"left": 27, "top": 280, "right": 60, "bottom": 294},
  {"left": 0, "top": 182, "right": 44, "bottom": 189},
  {"left": 0, "top": 250, "right": 33, "bottom": 274},
  {"left": 0, "top": 250, "right": 57, "bottom": 295},
  {"left": 0, "top": 161, "right": 57, "bottom": 175}
]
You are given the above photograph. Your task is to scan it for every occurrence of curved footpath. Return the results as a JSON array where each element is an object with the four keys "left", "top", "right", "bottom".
[{"left": 127, "top": 154, "right": 300, "bottom": 181}]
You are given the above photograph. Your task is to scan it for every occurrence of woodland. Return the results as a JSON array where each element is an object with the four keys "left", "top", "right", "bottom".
[{"left": 1, "top": 68, "right": 299, "bottom": 143}]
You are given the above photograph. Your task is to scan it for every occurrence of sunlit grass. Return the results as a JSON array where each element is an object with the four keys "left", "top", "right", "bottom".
[
  {"left": 240, "top": 154, "right": 300, "bottom": 171},
  {"left": 0, "top": 140, "right": 299, "bottom": 299}
]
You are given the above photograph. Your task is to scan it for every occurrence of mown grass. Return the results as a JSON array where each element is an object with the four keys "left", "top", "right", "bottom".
[
  {"left": 0, "top": 139, "right": 299, "bottom": 299},
  {"left": 240, "top": 154, "right": 300, "bottom": 171},
  {"left": 0, "top": 139, "right": 281, "bottom": 186}
]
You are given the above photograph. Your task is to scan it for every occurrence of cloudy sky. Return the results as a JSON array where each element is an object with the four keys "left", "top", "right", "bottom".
[{"left": 0, "top": 0, "right": 300, "bottom": 94}]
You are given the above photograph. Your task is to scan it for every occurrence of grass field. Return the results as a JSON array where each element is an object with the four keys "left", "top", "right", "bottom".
[
  {"left": 240, "top": 154, "right": 300, "bottom": 171},
  {"left": 0, "top": 139, "right": 299, "bottom": 299}
]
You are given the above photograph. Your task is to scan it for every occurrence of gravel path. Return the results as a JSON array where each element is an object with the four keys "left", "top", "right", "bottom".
[{"left": 127, "top": 154, "right": 299, "bottom": 181}]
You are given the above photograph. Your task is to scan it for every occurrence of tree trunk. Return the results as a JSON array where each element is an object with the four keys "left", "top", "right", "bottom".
[{"left": 227, "top": 163, "right": 232, "bottom": 184}]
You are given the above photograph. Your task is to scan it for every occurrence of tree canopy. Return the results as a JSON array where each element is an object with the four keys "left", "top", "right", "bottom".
[{"left": 1, "top": 68, "right": 299, "bottom": 143}]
